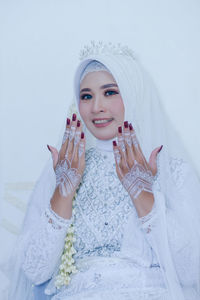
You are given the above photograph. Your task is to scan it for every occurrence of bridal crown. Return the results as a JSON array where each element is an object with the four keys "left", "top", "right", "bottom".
[{"left": 79, "top": 40, "right": 136, "bottom": 61}]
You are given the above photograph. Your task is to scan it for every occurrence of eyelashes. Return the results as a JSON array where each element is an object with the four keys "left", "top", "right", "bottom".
[
  {"left": 80, "top": 90, "right": 119, "bottom": 100},
  {"left": 80, "top": 94, "right": 92, "bottom": 100}
]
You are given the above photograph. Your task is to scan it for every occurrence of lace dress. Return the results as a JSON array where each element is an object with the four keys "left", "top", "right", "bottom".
[{"left": 21, "top": 147, "right": 196, "bottom": 300}]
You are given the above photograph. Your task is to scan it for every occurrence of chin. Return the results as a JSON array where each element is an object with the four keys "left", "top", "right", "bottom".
[
  {"left": 86, "top": 123, "right": 118, "bottom": 140},
  {"left": 92, "top": 131, "right": 116, "bottom": 141}
]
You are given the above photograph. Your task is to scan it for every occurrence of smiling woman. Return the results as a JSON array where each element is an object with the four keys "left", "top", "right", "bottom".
[
  {"left": 79, "top": 62, "right": 125, "bottom": 140},
  {"left": 8, "top": 41, "right": 200, "bottom": 300}
]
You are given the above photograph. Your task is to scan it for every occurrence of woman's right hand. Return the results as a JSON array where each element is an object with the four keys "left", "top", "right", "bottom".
[{"left": 48, "top": 113, "right": 85, "bottom": 218}]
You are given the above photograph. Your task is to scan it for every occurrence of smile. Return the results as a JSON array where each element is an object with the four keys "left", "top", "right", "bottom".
[{"left": 92, "top": 118, "right": 114, "bottom": 127}]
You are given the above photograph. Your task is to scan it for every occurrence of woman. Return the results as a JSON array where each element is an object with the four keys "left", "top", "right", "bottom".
[{"left": 8, "top": 41, "right": 200, "bottom": 300}]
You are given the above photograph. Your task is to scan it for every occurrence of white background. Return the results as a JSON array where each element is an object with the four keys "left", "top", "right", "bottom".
[{"left": 0, "top": 0, "right": 200, "bottom": 297}]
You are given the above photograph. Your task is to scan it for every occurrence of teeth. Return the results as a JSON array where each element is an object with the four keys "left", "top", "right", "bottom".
[{"left": 94, "top": 119, "right": 112, "bottom": 124}]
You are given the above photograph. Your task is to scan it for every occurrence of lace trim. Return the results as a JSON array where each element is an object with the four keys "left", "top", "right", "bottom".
[
  {"left": 138, "top": 199, "right": 157, "bottom": 234},
  {"left": 45, "top": 204, "right": 73, "bottom": 230}
]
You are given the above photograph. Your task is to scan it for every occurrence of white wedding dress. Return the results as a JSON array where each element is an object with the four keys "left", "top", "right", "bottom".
[{"left": 20, "top": 141, "right": 198, "bottom": 300}]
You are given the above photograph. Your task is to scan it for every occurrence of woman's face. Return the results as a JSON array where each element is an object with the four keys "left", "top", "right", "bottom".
[{"left": 79, "top": 70, "right": 125, "bottom": 140}]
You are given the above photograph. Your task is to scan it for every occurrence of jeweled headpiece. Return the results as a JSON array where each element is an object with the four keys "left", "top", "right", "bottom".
[{"left": 79, "top": 40, "right": 136, "bottom": 61}]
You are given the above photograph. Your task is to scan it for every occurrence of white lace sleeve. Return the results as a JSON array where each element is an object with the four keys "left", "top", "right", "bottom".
[
  {"left": 138, "top": 190, "right": 198, "bottom": 286},
  {"left": 138, "top": 196, "right": 157, "bottom": 234},
  {"left": 21, "top": 204, "right": 73, "bottom": 285}
]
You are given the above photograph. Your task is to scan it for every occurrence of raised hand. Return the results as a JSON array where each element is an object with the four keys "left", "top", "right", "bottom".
[
  {"left": 113, "top": 121, "right": 162, "bottom": 202},
  {"left": 48, "top": 113, "right": 85, "bottom": 199}
]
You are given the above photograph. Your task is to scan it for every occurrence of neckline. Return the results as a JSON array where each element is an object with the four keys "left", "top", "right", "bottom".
[{"left": 95, "top": 137, "right": 115, "bottom": 152}]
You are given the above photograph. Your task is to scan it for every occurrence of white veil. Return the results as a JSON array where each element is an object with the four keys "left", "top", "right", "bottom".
[{"left": 8, "top": 42, "right": 200, "bottom": 300}]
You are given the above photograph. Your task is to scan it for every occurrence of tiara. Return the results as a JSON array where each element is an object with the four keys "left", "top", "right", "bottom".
[{"left": 79, "top": 40, "right": 136, "bottom": 61}]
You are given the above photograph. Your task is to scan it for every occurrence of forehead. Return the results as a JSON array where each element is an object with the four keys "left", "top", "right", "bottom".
[{"left": 80, "top": 70, "right": 117, "bottom": 89}]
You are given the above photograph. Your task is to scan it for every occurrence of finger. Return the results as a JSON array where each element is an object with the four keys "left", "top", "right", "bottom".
[
  {"left": 47, "top": 145, "right": 59, "bottom": 169},
  {"left": 129, "top": 123, "right": 139, "bottom": 155},
  {"left": 66, "top": 113, "right": 77, "bottom": 161},
  {"left": 113, "top": 140, "right": 123, "bottom": 179},
  {"left": 129, "top": 123, "right": 148, "bottom": 168},
  {"left": 123, "top": 121, "right": 135, "bottom": 167},
  {"left": 78, "top": 132, "right": 86, "bottom": 171},
  {"left": 149, "top": 145, "right": 163, "bottom": 175},
  {"left": 74, "top": 120, "right": 82, "bottom": 148},
  {"left": 71, "top": 120, "right": 82, "bottom": 168},
  {"left": 117, "top": 126, "right": 129, "bottom": 171},
  {"left": 79, "top": 132, "right": 85, "bottom": 158},
  {"left": 59, "top": 118, "right": 71, "bottom": 160},
  {"left": 62, "top": 118, "right": 71, "bottom": 145}
]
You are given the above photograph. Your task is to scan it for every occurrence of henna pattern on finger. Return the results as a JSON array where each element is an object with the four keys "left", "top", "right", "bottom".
[
  {"left": 62, "top": 128, "right": 70, "bottom": 145},
  {"left": 123, "top": 132, "right": 132, "bottom": 147},
  {"left": 69, "top": 131, "right": 82, "bottom": 163},
  {"left": 122, "top": 162, "right": 154, "bottom": 199},
  {"left": 131, "top": 132, "right": 139, "bottom": 148},
  {"left": 78, "top": 142, "right": 84, "bottom": 158},
  {"left": 118, "top": 135, "right": 126, "bottom": 152},
  {"left": 74, "top": 131, "right": 81, "bottom": 147},
  {"left": 114, "top": 148, "right": 121, "bottom": 165},
  {"left": 117, "top": 135, "right": 130, "bottom": 169},
  {"left": 69, "top": 125, "right": 76, "bottom": 142},
  {"left": 114, "top": 148, "right": 123, "bottom": 178}
]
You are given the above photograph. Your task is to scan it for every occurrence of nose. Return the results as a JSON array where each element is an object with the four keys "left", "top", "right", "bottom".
[{"left": 91, "top": 95, "right": 105, "bottom": 114}]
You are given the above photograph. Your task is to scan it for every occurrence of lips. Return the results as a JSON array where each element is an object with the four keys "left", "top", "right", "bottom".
[
  {"left": 92, "top": 118, "right": 113, "bottom": 124},
  {"left": 92, "top": 118, "right": 114, "bottom": 127}
]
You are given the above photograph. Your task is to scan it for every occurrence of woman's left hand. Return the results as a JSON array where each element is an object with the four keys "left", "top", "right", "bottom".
[{"left": 113, "top": 121, "right": 163, "bottom": 204}]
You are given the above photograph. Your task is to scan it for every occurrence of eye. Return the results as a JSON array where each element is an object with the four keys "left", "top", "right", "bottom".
[
  {"left": 80, "top": 94, "right": 92, "bottom": 100},
  {"left": 105, "top": 90, "right": 119, "bottom": 96}
]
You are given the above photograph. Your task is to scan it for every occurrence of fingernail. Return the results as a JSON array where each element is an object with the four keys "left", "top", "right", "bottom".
[
  {"left": 67, "top": 118, "right": 70, "bottom": 125},
  {"left": 81, "top": 132, "right": 84, "bottom": 139},
  {"left": 158, "top": 145, "right": 163, "bottom": 153},
  {"left": 129, "top": 123, "right": 133, "bottom": 130},
  {"left": 72, "top": 113, "right": 76, "bottom": 121},
  {"left": 118, "top": 126, "right": 122, "bottom": 133},
  {"left": 124, "top": 121, "right": 128, "bottom": 128},
  {"left": 77, "top": 120, "right": 80, "bottom": 127},
  {"left": 113, "top": 141, "right": 117, "bottom": 146},
  {"left": 47, "top": 145, "right": 51, "bottom": 152}
]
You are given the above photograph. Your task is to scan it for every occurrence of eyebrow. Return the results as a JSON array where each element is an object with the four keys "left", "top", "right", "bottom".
[{"left": 80, "top": 83, "right": 118, "bottom": 93}]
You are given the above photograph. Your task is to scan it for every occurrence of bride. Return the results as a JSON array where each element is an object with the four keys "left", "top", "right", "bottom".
[{"left": 8, "top": 41, "right": 200, "bottom": 300}]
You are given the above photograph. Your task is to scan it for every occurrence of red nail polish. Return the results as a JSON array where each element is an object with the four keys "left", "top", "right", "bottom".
[
  {"left": 47, "top": 145, "right": 51, "bottom": 152},
  {"left": 77, "top": 120, "right": 80, "bottom": 127},
  {"left": 113, "top": 141, "right": 117, "bottom": 146},
  {"left": 129, "top": 123, "right": 133, "bottom": 130},
  {"left": 81, "top": 132, "right": 84, "bottom": 139},
  {"left": 67, "top": 118, "right": 70, "bottom": 125},
  {"left": 118, "top": 126, "right": 122, "bottom": 133},
  {"left": 72, "top": 113, "right": 76, "bottom": 121},
  {"left": 124, "top": 121, "right": 128, "bottom": 128},
  {"left": 158, "top": 145, "right": 163, "bottom": 153}
]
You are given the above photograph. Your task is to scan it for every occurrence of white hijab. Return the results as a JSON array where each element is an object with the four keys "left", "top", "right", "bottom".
[{"left": 8, "top": 42, "right": 200, "bottom": 300}]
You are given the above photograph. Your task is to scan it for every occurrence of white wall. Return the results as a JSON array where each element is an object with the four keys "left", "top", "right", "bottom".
[{"left": 0, "top": 0, "right": 200, "bottom": 297}]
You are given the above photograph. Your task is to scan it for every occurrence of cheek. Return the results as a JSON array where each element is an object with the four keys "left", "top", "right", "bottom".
[
  {"left": 110, "top": 98, "right": 125, "bottom": 121},
  {"left": 79, "top": 103, "right": 89, "bottom": 122}
]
